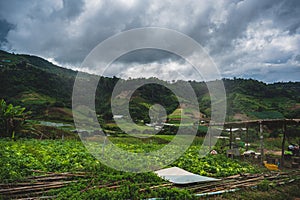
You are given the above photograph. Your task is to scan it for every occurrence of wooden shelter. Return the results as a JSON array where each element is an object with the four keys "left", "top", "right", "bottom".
[{"left": 209, "top": 119, "right": 300, "bottom": 167}]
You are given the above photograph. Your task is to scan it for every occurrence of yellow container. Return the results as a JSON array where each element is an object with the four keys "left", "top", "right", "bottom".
[{"left": 264, "top": 162, "right": 279, "bottom": 171}]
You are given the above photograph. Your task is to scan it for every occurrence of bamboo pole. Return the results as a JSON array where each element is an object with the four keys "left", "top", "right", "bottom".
[{"left": 0, "top": 180, "right": 77, "bottom": 195}]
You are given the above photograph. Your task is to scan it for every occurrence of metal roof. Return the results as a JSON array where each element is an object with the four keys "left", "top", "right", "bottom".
[{"left": 209, "top": 118, "right": 300, "bottom": 128}]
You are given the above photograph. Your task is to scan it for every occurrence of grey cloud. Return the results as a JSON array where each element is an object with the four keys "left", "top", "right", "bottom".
[
  {"left": 0, "top": 0, "right": 299, "bottom": 82},
  {"left": 114, "top": 49, "right": 182, "bottom": 64},
  {"left": 204, "top": 0, "right": 281, "bottom": 54},
  {"left": 295, "top": 55, "right": 300, "bottom": 62},
  {"left": 58, "top": 0, "right": 85, "bottom": 19},
  {"left": 0, "top": 18, "right": 14, "bottom": 45},
  {"left": 272, "top": 0, "right": 300, "bottom": 34},
  {"left": 241, "top": 65, "right": 300, "bottom": 83}
]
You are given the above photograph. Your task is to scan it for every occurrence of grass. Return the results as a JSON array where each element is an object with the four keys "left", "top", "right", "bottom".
[{"left": 168, "top": 108, "right": 182, "bottom": 119}]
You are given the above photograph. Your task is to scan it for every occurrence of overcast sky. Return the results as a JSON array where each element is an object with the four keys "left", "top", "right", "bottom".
[{"left": 0, "top": 0, "right": 299, "bottom": 82}]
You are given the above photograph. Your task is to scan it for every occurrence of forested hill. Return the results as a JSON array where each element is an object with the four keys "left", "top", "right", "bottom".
[{"left": 0, "top": 50, "right": 299, "bottom": 122}]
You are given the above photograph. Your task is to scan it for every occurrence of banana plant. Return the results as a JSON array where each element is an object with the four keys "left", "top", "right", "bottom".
[{"left": 0, "top": 99, "right": 29, "bottom": 139}]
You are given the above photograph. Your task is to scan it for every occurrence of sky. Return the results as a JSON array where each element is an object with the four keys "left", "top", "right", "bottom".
[{"left": 0, "top": 0, "right": 299, "bottom": 82}]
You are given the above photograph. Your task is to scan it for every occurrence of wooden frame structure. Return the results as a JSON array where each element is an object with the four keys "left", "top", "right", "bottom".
[{"left": 209, "top": 119, "right": 300, "bottom": 167}]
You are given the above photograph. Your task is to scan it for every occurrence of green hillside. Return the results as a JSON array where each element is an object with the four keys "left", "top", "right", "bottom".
[
  {"left": 0, "top": 50, "right": 299, "bottom": 124},
  {"left": 188, "top": 79, "right": 300, "bottom": 120}
]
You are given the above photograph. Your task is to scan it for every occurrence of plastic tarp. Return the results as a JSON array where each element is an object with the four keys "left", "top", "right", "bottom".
[{"left": 155, "top": 167, "right": 221, "bottom": 184}]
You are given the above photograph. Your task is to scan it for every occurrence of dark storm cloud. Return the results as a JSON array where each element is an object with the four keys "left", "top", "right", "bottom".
[
  {"left": 202, "top": 0, "right": 281, "bottom": 53},
  {"left": 0, "top": 0, "right": 299, "bottom": 82},
  {"left": 0, "top": 19, "right": 14, "bottom": 45},
  {"left": 57, "top": 0, "right": 85, "bottom": 19},
  {"left": 272, "top": 0, "right": 300, "bottom": 34},
  {"left": 115, "top": 49, "right": 181, "bottom": 64}
]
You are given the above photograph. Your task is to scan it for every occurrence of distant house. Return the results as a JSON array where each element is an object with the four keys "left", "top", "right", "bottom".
[
  {"left": 113, "top": 115, "right": 124, "bottom": 119},
  {"left": 1, "top": 59, "right": 11, "bottom": 63}
]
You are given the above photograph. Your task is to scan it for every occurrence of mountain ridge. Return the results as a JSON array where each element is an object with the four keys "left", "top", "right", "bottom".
[{"left": 0, "top": 50, "right": 299, "bottom": 122}]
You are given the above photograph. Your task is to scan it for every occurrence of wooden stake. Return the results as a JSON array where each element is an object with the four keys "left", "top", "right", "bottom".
[
  {"left": 281, "top": 122, "right": 286, "bottom": 168},
  {"left": 260, "top": 121, "right": 264, "bottom": 165},
  {"left": 229, "top": 127, "right": 233, "bottom": 150},
  {"left": 246, "top": 126, "right": 249, "bottom": 151}
]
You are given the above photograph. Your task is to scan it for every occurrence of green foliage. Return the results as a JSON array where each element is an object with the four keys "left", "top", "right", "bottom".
[
  {"left": 0, "top": 138, "right": 260, "bottom": 198},
  {"left": 286, "top": 107, "right": 300, "bottom": 119},
  {"left": 172, "top": 146, "right": 259, "bottom": 177},
  {"left": 223, "top": 78, "right": 300, "bottom": 118},
  {"left": 197, "top": 126, "right": 208, "bottom": 136},
  {"left": 257, "top": 180, "right": 272, "bottom": 191},
  {"left": 249, "top": 111, "right": 285, "bottom": 119},
  {"left": 0, "top": 99, "right": 29, "bottom": 138},
  {"left": 0, "top": 139, "right": 96, "bottom": 180},
  {"left": 1, "top": 50, "right": 300, "bottom": 124}
]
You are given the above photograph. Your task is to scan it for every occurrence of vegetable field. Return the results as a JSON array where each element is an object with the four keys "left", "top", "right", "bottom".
[{"left": 0, "top": 137, "right": 260, "bottom": 199}]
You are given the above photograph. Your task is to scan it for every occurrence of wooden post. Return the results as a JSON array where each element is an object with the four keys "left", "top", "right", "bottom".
[
  {"left": 102, "top": 136, "right": 107, "bottom": 155},
  {"left": 229, "top": 127, "right": 233, "bottom": 149},
  {"left": 281, "top": 122, "right": 286, "bottom": 168},
  {"left": 246, "top": 126, "right": 249, "bottom": 151},
  {"left": 259, "top": 121, "right": 264, "bottom": 165},
  {"left": 209, "top": 126, "right": 211, "bottom": 151}
]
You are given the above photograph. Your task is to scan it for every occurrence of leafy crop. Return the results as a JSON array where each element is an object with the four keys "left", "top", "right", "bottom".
[
  {"left": 0, "top": 138, "right": 260, "bottom": 199},
  {"left": 172, "top": 146, "right": 259, "bottom": 177}
]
